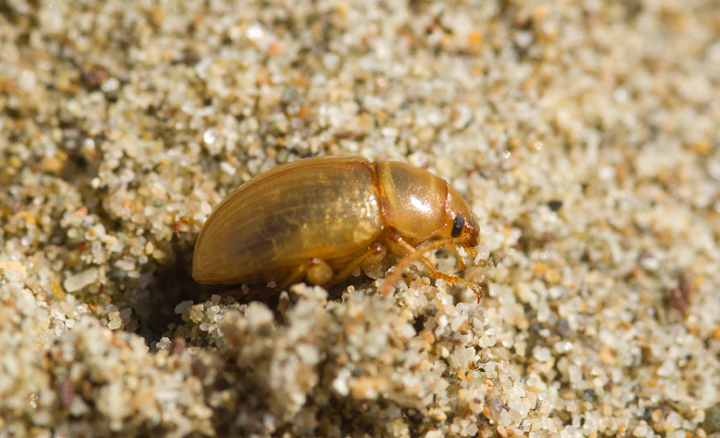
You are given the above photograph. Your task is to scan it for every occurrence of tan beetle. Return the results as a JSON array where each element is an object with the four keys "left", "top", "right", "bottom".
[{"left": 191, "top": 156, "right": 483, "bottom": 300}]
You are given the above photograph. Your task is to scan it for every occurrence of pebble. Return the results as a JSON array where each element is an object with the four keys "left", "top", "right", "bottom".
[{"left": 63, "top": 268, "right": 99, "bottom": 293}]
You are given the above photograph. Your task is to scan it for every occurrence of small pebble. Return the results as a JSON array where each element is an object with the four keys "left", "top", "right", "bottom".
[{"left": 63, "top": 268, "right": 99, "bottom": 293}]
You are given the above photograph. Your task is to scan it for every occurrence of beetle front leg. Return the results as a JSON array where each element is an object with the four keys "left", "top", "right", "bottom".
[
  {"left": 382, "top": 232, "right": 484, "bottom": 302},
  {"left": 446, "top": 245, "right": 467, "bottom": 271}
]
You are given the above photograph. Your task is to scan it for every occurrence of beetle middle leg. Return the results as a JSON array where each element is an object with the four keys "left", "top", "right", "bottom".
[
  {"left": 280, "top": 257, "right": 335, "bottom": 290},
  {"left": 382, "top": 233, "right": 484, "bottom": 302},
  {"left": 280, "top": 245, "right": 388, "bottom": 291},
  {"left": 325, "top": 244, "right": 387, "bottom": 288}
]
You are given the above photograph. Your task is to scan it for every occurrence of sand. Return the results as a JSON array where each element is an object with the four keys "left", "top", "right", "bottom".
[{"left": 1, "top": 0, "right": 719, "bottom": 437}]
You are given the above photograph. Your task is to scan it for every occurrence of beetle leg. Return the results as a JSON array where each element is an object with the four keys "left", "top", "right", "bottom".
[
  {"left": 174, "top": 217, "right": 204, "bottom": 236},
  {"left": 306, "top": 258, "right": 334, "bottom": 285},
  {"left": 325, "top": 244, "right": 387, "bottom": 288},
  {"left": 463, "top": 243, "right": 478, "bottom": 259},
  {"left": 382, "top": 233, "right": 484, "bottom": 302},
  {"left": 280, "top": 257, "right": 335, "bottom": 290},
  {"left": 445, "top": 245, "right": 467, "bottom": 271},
  {"left": 279, "top": 266, "right": 306, "bottom": 290}
]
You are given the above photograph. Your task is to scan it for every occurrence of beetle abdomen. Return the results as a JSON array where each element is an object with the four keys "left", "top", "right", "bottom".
[{"left": 192, "top": 157, "right": 384, "bottom": 284}]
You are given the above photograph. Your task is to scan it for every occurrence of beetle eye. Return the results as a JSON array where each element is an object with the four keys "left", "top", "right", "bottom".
[{"left": 452, "top": 214, "right": 465, "bottom": 238}]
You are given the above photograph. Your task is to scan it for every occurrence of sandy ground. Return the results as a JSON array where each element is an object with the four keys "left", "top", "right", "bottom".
[{"left": 1, "top": 0, "right": 720, "bottom": 437}]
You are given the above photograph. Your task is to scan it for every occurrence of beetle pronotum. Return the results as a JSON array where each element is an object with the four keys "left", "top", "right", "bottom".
[{"left": 191, "top": 156, "right": 484, "bottom": 300}]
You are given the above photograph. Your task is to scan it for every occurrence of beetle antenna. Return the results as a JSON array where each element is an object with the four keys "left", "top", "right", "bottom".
[{"left": 381, "top": 235, "right": 484, "bottom": 302}]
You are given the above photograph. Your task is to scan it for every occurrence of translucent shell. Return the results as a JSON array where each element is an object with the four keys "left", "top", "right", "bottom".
[{"left": 192, "top": 155, "right": 481, "bottom": 296}]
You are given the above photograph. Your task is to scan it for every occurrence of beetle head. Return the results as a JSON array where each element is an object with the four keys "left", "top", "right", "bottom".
[
  {"left": 444, "top": 184, "right": 480, "bottom": 256},
  {"left": 375, "top": 160, "right": 480, "bottom": 252}
]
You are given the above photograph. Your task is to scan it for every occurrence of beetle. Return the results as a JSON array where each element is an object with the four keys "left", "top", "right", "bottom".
[{"left": 191, "top": 155, "right": 483, "bottom": 300}]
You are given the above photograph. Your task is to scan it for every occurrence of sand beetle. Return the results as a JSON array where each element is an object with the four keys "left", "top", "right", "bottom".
[{"left": 190, "top": 156, "right": 483, "bottom": 300}]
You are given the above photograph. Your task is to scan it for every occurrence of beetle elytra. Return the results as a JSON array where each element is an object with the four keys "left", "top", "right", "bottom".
[{"left": 191, "top": 156, "right": 483, "bottom": 300}]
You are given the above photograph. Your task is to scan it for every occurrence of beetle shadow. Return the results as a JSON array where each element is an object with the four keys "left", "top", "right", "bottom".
[
  {"left": 132, "top": 259, "right": 233, "bottom": 346},
  {"left": 134, "top": 256, "right": 297, "bottom": 346},
  {"left": 134, "top": 249, "right": 381, "bottom": 347}
]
